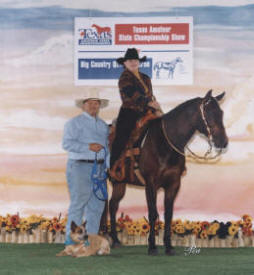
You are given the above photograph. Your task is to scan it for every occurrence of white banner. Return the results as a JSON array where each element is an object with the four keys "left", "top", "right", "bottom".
[{"left": 74, "top": 17, "right": 193, "bottom": 86}]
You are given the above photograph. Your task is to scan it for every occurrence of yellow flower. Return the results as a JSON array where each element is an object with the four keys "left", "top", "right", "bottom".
[
  {"left": 184, "top": 220, "right": 194, "bottom": 231},
  {"left": 192, "top": 225, "right": 202, "bottom": 236},
  {"left": 230, "top": 221, "right": 238, "bottom": 227},
  {"left": 175, "top": 224, "right": 185, "bottom": 234},
  {"left": 207, "top": 226, "right": 216, "bottom": 236},
  {"left": 20, "top": 225, "right": 29, "bottom": 233},
  {"left": 141, "top": 223, "right": 150, "bottom": 234},
  {"left": 133, "top": 223, "right": 142, "bottom": 235},
  {"left": 175, "top": 219, "right": 183, "bottom": 225},
  {"left": 210, "top": 222, "right": 220, "bottom": 231},
  {"left": 228, "top": 225, "right": 238, "bottom": 236},
  {"left": 5, "top": 226, "right": 12, "bottom": 232}
]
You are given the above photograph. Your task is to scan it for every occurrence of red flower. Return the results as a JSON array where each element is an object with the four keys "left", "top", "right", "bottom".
[
  {"left": 201, "top": 221, "right": 210, "bottom": 230},
  {"left": 242, "top": 226, "right": 253, "bottom": 236},
  {"left": 124, "top": 215, "right": 132, "bottom": 222},
  {"left": 52, "top": 217, "right": 58, "bottom": 223},
  {"left": 53, "top": 223, "right": 63, "bottom": 232},
  {"left": 10, "top": 215, "right": 20, "bottom": 227}
]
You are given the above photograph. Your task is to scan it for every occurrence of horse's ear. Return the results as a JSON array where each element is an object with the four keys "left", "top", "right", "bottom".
[
  {"left": 215, "top": 91, "right": 226, "bottom": 102},
  {"left": 204, "top": 89, "right": 213, "bottom": 99}
]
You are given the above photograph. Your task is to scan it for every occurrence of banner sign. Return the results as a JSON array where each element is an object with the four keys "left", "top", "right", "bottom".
[{"left": 74, "top": 17, "right": 193, "bottom": 86}]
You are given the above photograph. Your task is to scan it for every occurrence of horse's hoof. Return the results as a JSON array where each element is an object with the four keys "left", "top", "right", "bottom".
[
  {"left": 148, "top": 248, "right": 158, "bottom": 256},
  {"left": 165, "top": 248, "right": 176, "bottom": 256},
  {"left": 111, "top": 241, "right": 122, "bottom": 248}
]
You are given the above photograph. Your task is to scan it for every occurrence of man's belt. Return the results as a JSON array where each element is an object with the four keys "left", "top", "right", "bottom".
[{"left": 76, "top": 159, "right": 104, "bottom": 164}]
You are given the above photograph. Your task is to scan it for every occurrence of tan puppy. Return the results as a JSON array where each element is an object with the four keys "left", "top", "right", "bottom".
[{"left": 56, "top": 221, "right": 110, "bottom": 257}]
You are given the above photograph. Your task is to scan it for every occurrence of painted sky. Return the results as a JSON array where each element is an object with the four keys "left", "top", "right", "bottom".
[{"left": 0, "top": 1, "right": 254, "bottom": 219}]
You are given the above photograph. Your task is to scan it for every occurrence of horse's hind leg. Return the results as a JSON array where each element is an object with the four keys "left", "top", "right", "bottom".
[
  {"left": 164, "top": 179, "right": 180, "bottom": 255},
  {"left": 109, "top": 182, "right": 126, "bottom": 247},
  {"left": 145, "top": 184, "right": 159, "bottom": 255}
]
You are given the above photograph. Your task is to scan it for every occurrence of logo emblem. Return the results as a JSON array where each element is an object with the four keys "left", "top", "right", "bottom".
[{"left": 78, "top": 24, "right": 112, "bottom": 45}]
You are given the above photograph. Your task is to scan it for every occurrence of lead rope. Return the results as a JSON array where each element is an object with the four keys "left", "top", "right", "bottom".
[
  {"left": 161, "top": 101, "right": 222, "bottom": 161},
  {"left": 91, "top": 148, "right": 108, "bottom": 201}
]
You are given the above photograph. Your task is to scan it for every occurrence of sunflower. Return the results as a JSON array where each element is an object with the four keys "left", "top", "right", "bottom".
[
  {"left": 207, "top": 226, "right": 217, "bottom": 236},
  {"left": 133, "top": 223, "right": 142, "bottom": 235},
  {"left": 184, "top": 220, "right": 194, "bottom": 231},
  {"left": 5, "top": 226, "right": 12, "bottom": 232},
  {"left": 228, "top": 225, "right": 238, "bottom": 236},
  {"left": 210, "top": 222, "right": 220, "bottom": 231},
  {"left": 175, "top": 224, "right": 185, "bottom": 235},
  {"left": 141, "top": 223, "right": 150, "bottom": 234},
  {"left": 192, "top": 225, "right": 202, "bottom": 236},
  {"left": 175, "top": 219, "right": 183, "bottom": 225},
  {"left": 40, "top": 221, "right": 50, "bottom": 230},
  {"left": 20, "top": 224, "right": 29, "bottom": 233}
]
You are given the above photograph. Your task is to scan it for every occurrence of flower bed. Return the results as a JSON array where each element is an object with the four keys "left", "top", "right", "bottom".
[{"left": 0, "top": 213, "right": 253, "bottom": 247}]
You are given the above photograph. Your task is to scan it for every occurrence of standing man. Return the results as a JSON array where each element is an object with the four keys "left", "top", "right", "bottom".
[{"left": 62, "top": 90, "right": 109, "bottom": 246}]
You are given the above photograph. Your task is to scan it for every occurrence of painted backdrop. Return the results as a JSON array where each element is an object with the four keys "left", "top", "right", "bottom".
[{"left": 1, "top": 0, "right": 254, "bottom": 221}]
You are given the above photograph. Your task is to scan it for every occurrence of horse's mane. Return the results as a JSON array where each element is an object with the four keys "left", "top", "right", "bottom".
[{"left": 163, "top": 97, "right": 201, "bottom": 120}]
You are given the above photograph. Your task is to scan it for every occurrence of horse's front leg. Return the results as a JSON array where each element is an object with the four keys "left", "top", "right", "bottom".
[
  {"left": 164, "top": 179, "right": 180, "bottom": 255},
  {"left": 145, "top": 183, "right": 158, "bottom": 255},
  {"left": 109, "top": 182, "right": 126, "bottom": 247}
]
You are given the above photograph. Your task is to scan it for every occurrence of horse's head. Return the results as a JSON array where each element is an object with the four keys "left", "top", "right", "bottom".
[{"left": 198, "top": 90, "right": 228, "bottom": 149}]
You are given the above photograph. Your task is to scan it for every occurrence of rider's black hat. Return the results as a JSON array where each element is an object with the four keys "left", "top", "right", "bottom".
[{"left": 116, "top": 48, "right": 147, "bottom": 65}]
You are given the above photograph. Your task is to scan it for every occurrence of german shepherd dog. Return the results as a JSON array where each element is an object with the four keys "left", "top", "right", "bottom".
[{"left": 56, "top": 221, "right": 110, "bottom": 257}]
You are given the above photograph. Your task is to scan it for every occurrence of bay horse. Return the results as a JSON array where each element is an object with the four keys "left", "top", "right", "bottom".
[{"left": 109, "top": 90, "right": 228, "bottom": 255}]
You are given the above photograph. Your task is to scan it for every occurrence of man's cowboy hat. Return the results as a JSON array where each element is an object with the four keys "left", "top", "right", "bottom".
[
  {"left": 75, "top": 90, "right": 109, "bottom": 109},
  {"left": 116, "top": 48, "right": 147, "bottom": 65}
]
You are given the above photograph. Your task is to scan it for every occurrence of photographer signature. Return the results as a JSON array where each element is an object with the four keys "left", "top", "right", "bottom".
[{"left": 184, "top": 245, "right": 201, "bottom": 256}]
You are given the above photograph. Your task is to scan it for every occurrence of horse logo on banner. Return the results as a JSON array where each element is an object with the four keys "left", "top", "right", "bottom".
[
  {"left": 153, "top": 57, "right": 183, "bottom": 79},
  {"left": 78, "top": 24, "right": 112, "bottom": 45}
]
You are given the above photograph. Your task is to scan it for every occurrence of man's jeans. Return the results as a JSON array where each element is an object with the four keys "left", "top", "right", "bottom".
[{"left": 65, "top": 159, "right": 105, "bottom": 245}]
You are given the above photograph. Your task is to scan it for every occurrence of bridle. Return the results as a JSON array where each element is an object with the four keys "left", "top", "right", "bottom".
[{"left": 161, "top": 100, "right": 222, "bottom": 161}]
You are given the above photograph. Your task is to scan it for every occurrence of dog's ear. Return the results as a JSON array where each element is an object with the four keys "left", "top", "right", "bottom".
[
  {"left": 82, "top": 220, "right": 87, "bottom": 228},
  {"left": 71, "top": 221, "right": 78, "bottom": 232}
]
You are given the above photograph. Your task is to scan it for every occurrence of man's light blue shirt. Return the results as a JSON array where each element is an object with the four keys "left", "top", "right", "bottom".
[{"left": 62, "top": 111, "right": 110, "bottom": 168}]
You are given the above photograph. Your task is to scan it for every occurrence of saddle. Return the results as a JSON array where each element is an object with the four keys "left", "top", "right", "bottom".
[{"left": 109, "top": 110, "right": 158, "bottom": 186}]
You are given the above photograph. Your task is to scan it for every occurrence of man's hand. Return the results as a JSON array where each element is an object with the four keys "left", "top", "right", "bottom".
[{"left": 89, "top": 143, "right": 103, "bottom": 152}]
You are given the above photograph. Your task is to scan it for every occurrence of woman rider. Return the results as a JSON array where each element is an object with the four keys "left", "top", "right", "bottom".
[{"left": 110, "top": 48, "right": 162, "bottom": 181}]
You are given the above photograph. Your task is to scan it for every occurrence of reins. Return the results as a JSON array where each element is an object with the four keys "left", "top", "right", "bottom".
[{"left": 161, "top": 100, "right": 222, "bottom": 161}]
